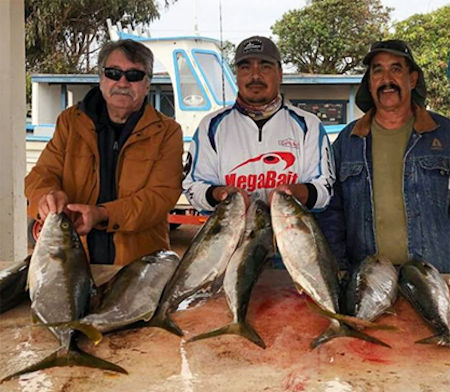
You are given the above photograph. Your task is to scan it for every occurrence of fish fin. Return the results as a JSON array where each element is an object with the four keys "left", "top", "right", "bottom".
[
  {"left": 294, "top": 283, "right": 305, "bottom": 295},
  {"left": 70, "top": 322, "right": 103, "bottom": 344},
  {"left": 415, "top": 333, "right": 450, "bottom": 347},
  {"left": 188, "top": 322, "right": 266, "bottom": 349},
  {"left": 306, "top": 300, "right": 397, "bottom": 331},
  {"left": 311, "top": 323, "right": 391, "bottom": 350},
  {"left": 0, "top": 344, "right": 127, "bottom": 382},
  {"left": 148, "top": 313, "right": 184, "bottom": 337},
  {"left": 383, "top": 306, "right": 397, "bottom": 316},
  {"left": 30, "top": 321, "right": 103, "bottom": 345}
]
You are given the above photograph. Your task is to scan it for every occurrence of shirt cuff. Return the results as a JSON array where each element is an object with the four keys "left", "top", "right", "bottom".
[
  {"left": 304, "top": 183, "right": 317, "bottom": 210},
  {"left": 205, "top": 186, "right": 220, "bottom": 208}
]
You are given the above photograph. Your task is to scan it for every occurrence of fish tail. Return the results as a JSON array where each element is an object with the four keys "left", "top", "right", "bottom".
[
  {"left": 149, "top": 312, "right": 184, "bottom": 337},
  {"left": 311, "top": 322, "right": 391, "bottom": 350},
  {"left": 415, "top": 333, "right": 450, "bottom": 347},
  {"left": 306, "top": 300, "right": 397, "bottom": 330},
  {"left": 188, "top": 322, "right": 266, "bottom": 349},
  {"left": 0, "top": 345, "right": 127, "bottom": 382}
]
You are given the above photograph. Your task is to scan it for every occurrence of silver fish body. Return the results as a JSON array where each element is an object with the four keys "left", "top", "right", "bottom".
[
  {"left": 0, "top": 256, "right": 30, "bottom": 314},
  {"left": 81, "top": 250, "right": 180, "bottom": 333},
  {"left": 271, "top": 190, "right": 340, "bottom": 314},
  {"left": 2, "top": 212, "right": 126, "bottom": 382},
  {"left": 399, "top": 259, "right": 450, "bottom": 346},
  {"left": 28, "top": 212, "right": 93, "bottom": 346},
  {"left": 152, "top": 191, "right": 247, "bottom": 336},
  {"left": 190, "top": 199, "right": 273, "bottom": 348},
  {"left": 271, "top": 191, "right": 390, "bottom": 348},
  {"left": 345, "top": 255, "right": 398, "bottom": 322}
]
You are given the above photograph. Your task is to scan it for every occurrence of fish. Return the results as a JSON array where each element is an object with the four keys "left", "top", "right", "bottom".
[
  {"left": 0, "top": 256, "right": 31, "bottom": 314},
  {"left": 399, "top": 258, "right": 450, "bottom": 347},
  {"left": 344, "top": 255, "right": 398, "bottom": 323},
  {"left": 81, "top": 250, "right": 180, "bottom": 333},
  {"left": 270, "top": 190, "right": 391, "bottom": 349},
  {"left": 189, "top": 199, "right": 273, "bottom": 348},
  {"left": 151, "top": 191, "right": 247, "bottom": 336},
  {"left": 1, "top": 212, "right": 126, "bottom": 382}
]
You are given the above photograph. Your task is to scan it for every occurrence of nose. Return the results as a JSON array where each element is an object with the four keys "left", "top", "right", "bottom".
[
  {"left": 116, "top": 73, "right": 130, "bottom": 85},
  {"left": 249, "top": 64, "right": 263, "bottom": 79},
  {"left": 377, "top": 68, "right": 395, "bottom": 84}
]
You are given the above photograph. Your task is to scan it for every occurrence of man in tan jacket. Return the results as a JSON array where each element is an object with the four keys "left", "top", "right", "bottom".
[{"left": 25, "top": 39, "right": 183, "bottom": 265}]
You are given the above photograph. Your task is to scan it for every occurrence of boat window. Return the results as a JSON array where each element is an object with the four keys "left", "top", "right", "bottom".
[
  {"left": 173, "top": 50, "right": 211, "bottom": 111},
  {"left": 193, "top": 50, "right": 237, "bottom": 106}
]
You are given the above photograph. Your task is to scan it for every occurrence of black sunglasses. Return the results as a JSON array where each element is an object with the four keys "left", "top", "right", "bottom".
[{"left": 103, "top": 67, "right": 147, "bottom": 82}]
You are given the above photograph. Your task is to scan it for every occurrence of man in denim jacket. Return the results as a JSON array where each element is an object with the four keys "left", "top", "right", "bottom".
[{"left": 316, "top": 40, "right": 450, "bottom": 273}]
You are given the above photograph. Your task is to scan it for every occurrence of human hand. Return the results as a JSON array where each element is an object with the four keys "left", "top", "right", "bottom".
[
  {"left": 212, "top": 186, "right": 250, "bottom": 209},
  {"left": 268, "top": 184, "right": 293, "bottom": 205},
  {"left": 66, "top": 204, "right": 109, "bottom": 236},
  {"left": 37, "top": 190, "right": 69, "bottom": 222},
  {"left": 268, "top": 184, "right": 310, "bottom": 206}
]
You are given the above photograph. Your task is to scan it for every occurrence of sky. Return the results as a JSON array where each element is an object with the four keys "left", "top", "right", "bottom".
[{"left": 145, "top": 0, "right": 449, "bottom": 45}]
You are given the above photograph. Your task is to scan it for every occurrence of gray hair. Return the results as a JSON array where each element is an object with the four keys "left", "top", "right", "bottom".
[{"left": 97, "top": 39, "right": 154, "bottom": 79}]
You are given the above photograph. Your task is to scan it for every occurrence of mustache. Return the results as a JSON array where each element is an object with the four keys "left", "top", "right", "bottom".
[
  {"left": 377, "top": 82, "right": 401, "bottom": 97},
  {"left": 111, "top": 87, "right": 135, "bottom": 98},
  {"left": 246, "top": 81, "right": 267, "bottom": 88}
]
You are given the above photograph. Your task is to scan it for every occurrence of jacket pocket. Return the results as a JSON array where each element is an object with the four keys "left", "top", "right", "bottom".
[
  {"left": 339, "top": 162, "right": 364, "bottom": 182},
  {"left": 417, "top": 156, "right": 450, "bottom": 213},
  {"left": 417, "top": 156, "right": 450, "bottom": 174},
  {"left": 120, "top": 147, "right": 161, "bottom": 195}
]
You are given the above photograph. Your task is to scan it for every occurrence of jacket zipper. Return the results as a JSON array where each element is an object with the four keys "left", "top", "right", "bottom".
[
  {"left": 363, "top": 137, "right": 377, "bottom": 255},
  {"left": 113, "top": 141, "right": 119, "bottom": 197}
]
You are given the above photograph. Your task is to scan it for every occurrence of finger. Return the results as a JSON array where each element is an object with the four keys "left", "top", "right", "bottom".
[
  {"left": 46, "top": 194, "right": 57, "bottom": 213},
  {"left": 56, "top": 197, "right": 66, "bottom": 213},
  {"left": 38, "top": 209, "right": 48, "bottom": 223},
  {"left": 284, "top": 186, "right": 292, "bottom": 195},
  {"left": 73, "top": 216, "right": 88, "bottom": 236},
  {"left": 38, "top": 202, "right": 49, "bottom": 220},
  {"left": 66, "top": 204, "right": 83, "bottom": 213}
]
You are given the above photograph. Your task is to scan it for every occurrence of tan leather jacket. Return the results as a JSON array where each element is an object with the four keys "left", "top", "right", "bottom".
[{"left": 25, "top": 104, "right": 183, "bottom": 265}]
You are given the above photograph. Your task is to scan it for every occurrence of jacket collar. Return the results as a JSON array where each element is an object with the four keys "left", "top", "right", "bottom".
[
  {"left": 76, "top": 89, "right": 164, "bottom": 136},
  {"left": 132, "top": 104, "right": 165, "bottom": 135},
  {"left": 351, "top": 104, "right": 438, "bottom": 137}
]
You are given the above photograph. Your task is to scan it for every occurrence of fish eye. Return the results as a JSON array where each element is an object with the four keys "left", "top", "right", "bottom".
[{"left": 61, "top": 222, "right": 69, "bottom": 229}]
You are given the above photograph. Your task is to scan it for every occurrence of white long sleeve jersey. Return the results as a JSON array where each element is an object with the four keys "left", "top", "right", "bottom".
[{"left": 183, "top": 102, "right": 336, "bottom": 212}]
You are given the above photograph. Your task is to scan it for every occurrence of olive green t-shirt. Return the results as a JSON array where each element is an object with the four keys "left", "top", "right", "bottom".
[{"left": 371, "top": 116, "right": 414, "bottom": 265}]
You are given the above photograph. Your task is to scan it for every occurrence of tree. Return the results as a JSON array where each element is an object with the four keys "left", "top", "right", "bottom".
[
  {"left": 389, "top": 6, "right": 450, "bottom": 116},
  {"left": 25, "top": 0, "right": 175, "bottom": 74},
  {"left": 271, "top": 0, "right": 391, "bottom": 74},
  {"left": 221, "top": 40, "right": 236, "bottom": 68}
]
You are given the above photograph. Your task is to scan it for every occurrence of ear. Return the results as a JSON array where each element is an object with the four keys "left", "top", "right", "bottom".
[
  {"left": 277, "top": 65, "right": 283, "bottom": 83},
  {"left": 410, "top": 70, "right": 418, "bottom": 89}
]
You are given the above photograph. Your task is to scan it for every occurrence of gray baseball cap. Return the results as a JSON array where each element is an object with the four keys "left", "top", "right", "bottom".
[
  {"left": 235, "top": 36, "right": 281, "bottom": 65},
  {"left": 356, "top": 40, "right": 427, "bottom": 112}
]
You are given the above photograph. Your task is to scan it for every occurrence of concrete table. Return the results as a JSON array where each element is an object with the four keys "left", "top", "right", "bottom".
[{"left": 0, "top": 262, "right": 449, "bottom": 392}]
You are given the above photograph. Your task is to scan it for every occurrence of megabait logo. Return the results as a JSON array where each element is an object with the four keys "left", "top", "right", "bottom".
[{"left": 225, "top": 152, "right": 298, "bottom": 192}]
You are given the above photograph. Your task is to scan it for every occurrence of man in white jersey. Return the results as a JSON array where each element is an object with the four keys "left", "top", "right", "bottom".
[{"left": 183, "top": 36, "right": 335, "bottom": 212}]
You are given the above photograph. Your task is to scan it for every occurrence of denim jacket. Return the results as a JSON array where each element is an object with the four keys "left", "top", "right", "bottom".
[{"left": 316, "top": 105, "right": 450, "bottom": 273}]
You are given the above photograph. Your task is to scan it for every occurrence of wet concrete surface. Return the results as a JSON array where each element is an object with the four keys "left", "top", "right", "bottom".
[{"left": 2, "top": 225, "right": 450, "bottom": 391}]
